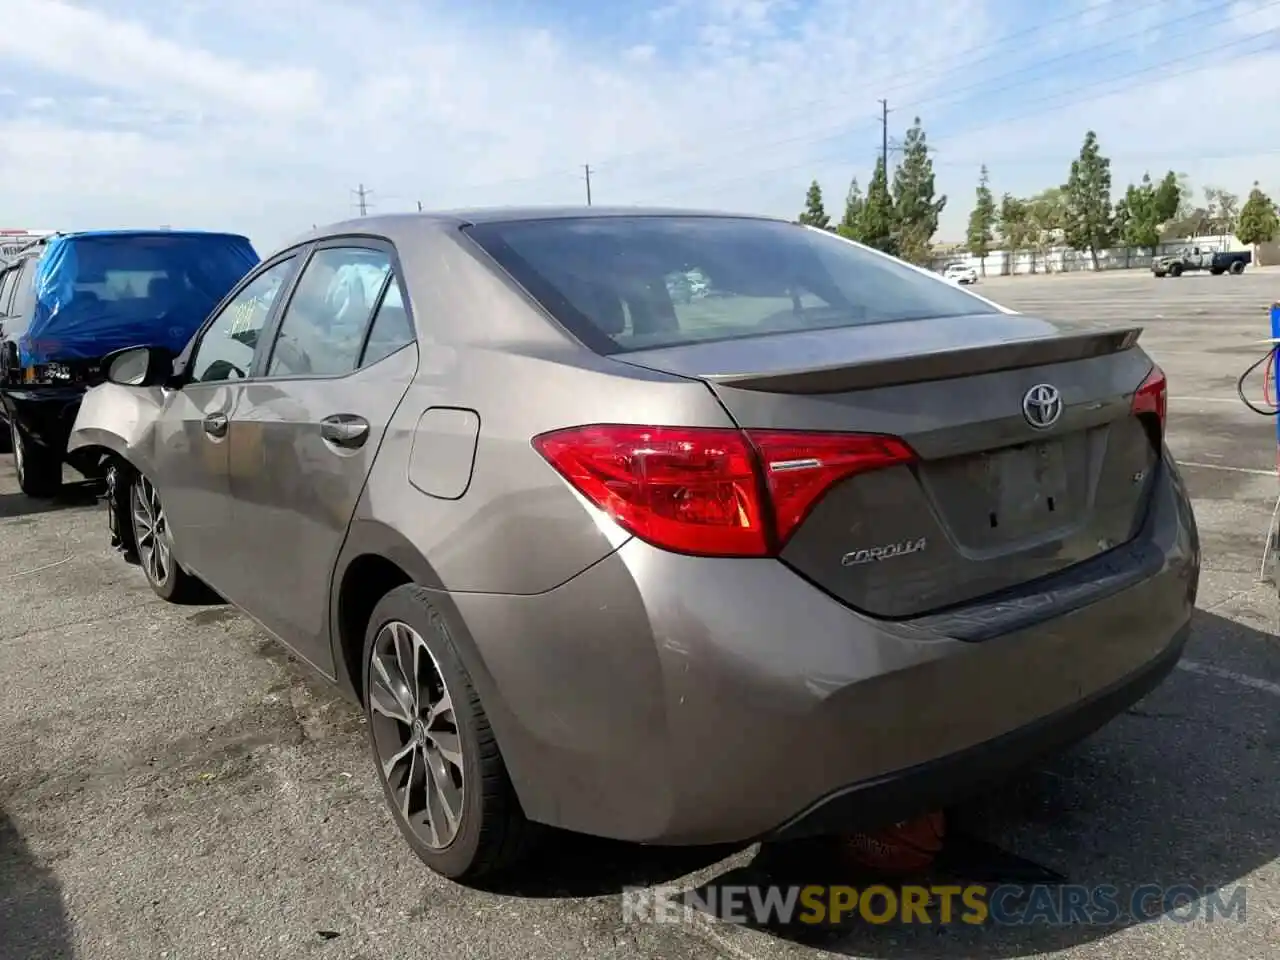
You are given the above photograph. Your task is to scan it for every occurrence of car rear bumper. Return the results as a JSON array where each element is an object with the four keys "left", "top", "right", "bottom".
[{"left": 442, "top": 452, "right": 1198, "bottom": 845}]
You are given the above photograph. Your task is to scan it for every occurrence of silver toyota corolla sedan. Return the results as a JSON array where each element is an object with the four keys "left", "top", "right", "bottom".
[{"left": 68, "top": 208, "right": 1200, "bottom": 882}]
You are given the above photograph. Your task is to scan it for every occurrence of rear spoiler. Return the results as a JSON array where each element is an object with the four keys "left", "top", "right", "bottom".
[{"left": 703, "top": 327, "right": 1144, "bottom": 394}]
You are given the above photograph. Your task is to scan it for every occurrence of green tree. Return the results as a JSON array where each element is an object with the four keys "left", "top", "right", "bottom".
[
  {"left": 837, "top": 177, "right": 865, "bottom": 241},
  {"left": 1237, "top": 182, "right": 1280, "bottom": 245},
  {"left": 998, "top": 193, "right": 1032, "bottom": 270},
  {"left": 892, "top": 117, "right": 946, "bottom": 265},
  {"left": 860, "top": 157, "right": 897, "bottom": 255},
  {"left": 1062, "top": 130, "right": 1113, "bottom": 270},
  {"left": 966, "top": 164, "right": 996, "bottom": 275},
  {"left": 798, "top": 179, "right": 830, "bottom": 229},
  {"left": 1118, "top": 174, "right": 1161, "bottom": 250},
  {"left": 1027, "top": 187, "right": 1065, "bottom": 272},
  {"left": 1153, "top": 171, "right": 1182, "bottom": 224}
]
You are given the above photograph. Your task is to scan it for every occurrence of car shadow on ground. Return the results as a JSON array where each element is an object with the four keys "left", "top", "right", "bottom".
[
  {"left": 0, "top": 810, "right": 74, "bottom": 959},
  {"left": 491, "top": 609, "right": 1276, "bottom": 957},
  {"left": 0, "top": 480, "right": 101, "bottom": 519}
]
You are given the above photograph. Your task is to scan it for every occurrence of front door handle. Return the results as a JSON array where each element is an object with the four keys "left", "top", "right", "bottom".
[
  {"left": 202, "top": 412, "right": 228, "bottom": 438},
  {"left": 320, "top": 414, "right": 369, "bottom": 449}
]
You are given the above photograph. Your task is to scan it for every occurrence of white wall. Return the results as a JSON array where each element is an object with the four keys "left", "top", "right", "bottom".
[{"left": 934, "top": 234, "right": 1247, "bottom": 275}]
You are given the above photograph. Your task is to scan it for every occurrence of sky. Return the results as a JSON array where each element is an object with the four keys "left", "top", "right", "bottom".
[{"left": 0, "top": 0, "right": 1278, "bottom": 251}]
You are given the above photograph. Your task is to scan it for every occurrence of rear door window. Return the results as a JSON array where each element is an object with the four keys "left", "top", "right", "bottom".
[
  {"left": 266, "top": 247, "right": 392, "bottom": 378},
  {"left": 463, "top": 216, "right": 992, "bottom": 354}
]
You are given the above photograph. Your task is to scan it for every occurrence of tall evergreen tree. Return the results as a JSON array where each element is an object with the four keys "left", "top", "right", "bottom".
[
  {"left": 1153, "top": 170, "right": 1182, "bottom": 224},
  {"left": 837, "top": 177, "right": 866, "bottom": 241},
  {"left": 1062, "top": 130, "right": 1113, "bottom": 270},
  {"left": 891, "top": 117, "right": 946, "bottom": 265},
  {"left": 998, "top": 194, "right": 1032, "bottom": 267},
  {"left": 1237, "top": 182, "right": 1280, "bottom": 245},
  {"left": 798, "top": 180, "right": 830, "bottom": 229},
  {"left": 860, "top": 157, "right": 897, "bottom": 255},
  {"left": 966, "top": 164, "right": 996, "bottom": 275},
  {"left": 1118, "top": 174, "right": 1161, "bottom": 249}
]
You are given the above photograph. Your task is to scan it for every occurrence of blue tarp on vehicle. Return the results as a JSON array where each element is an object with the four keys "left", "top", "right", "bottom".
[{"left": 19, "top": 230, "right": 260, "bottom": 366}]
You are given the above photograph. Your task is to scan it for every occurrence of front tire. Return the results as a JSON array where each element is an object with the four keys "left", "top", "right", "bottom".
[
  {"left": 130, "top": 473, "right": 211, "bottom": 603},
  {"left": 363, "top": 585, "right": 534, "bottom": 883},
  {"left": 11, "top": 420, "right": 62, "bottom": 498},
  {"left": 1168, "top": 264, "right": 1183, "bottom": 278}
]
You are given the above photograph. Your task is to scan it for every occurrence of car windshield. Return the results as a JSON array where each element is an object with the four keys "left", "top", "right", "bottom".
[{"left": 463, "top": 216, "right": 993, "bottom": 353}]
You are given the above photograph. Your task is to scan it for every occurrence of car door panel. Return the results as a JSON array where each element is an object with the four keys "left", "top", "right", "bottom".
[
  {"left": 147, "top": 383, "right": 237, "bottom": 580},
  {"left": 225, "top": 244, "right": 413, "bottom": 672},
  {"left": 229, "top": 346, "right": 416, "bottom": 668},
  {"left": 153, "top": 254, "right": 302, "bottom": 595}
]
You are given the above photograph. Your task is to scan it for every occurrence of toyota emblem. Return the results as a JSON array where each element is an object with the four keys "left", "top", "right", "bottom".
[{"left": 1022, "top": 383, "right": 1062, "bottom": 429}]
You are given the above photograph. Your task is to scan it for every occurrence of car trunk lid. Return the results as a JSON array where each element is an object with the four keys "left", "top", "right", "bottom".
[{"left": 614, "top": 314, "right": 1161, "bottom": 619}]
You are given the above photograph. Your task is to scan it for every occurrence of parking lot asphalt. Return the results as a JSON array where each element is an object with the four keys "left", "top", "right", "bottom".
[{"left": 2, "top": 267, "right": 1278, "bottom": 960}]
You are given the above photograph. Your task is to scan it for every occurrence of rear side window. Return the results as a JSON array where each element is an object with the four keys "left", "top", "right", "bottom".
[
  {"left": 360, "top": 279, "right": 414, "bottom": 367},
  {"left": 463, "top": 216, "right": 992, "bottom": 353},
  {"left": 9, "top": 259, "right": 37, "bottom": 319},
  {"left": 0, "top": 269, "right": 16, "bottom": 314}
]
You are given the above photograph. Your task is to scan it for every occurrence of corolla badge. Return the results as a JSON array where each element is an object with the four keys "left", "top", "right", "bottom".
[{"left": 841, "top": 537, "right": 927, "bottom": 567}]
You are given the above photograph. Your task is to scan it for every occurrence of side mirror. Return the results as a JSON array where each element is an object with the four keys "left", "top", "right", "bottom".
[{"left": 102, "top": 345, "right": 175, "bottom": 387}]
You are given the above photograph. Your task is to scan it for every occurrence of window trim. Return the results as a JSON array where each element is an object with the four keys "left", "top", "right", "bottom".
[
  {"left": 180, "top": 247, "right": 308, "bottom": 386},
  {"left": 0, "top": 267, "right": 18, "bottom": 317},
  {"left": 254, "top": 235, "right": 416, "bottom": 383}
]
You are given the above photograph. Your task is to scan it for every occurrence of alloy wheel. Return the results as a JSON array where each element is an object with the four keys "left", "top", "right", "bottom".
[
  {"left": 132, "top": 476, "right": 172, "bottom": 587},
  {"left": 368, "top": 621, "right": 465, "bottom": 850}
]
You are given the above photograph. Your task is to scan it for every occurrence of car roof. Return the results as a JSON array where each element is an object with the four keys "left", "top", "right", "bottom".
[
  {"left": 57, "top": 229, "right": 252, "bottom": 242},
  {"left": 287, "top": 206, "right": 793, "bottom": 246}
]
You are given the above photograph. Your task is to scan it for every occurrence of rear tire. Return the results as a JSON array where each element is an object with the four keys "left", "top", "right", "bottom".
[
  {"left": 11, "top": 420, "right": 62, "bottom": 498},
  {"left": 363, "top": 584, "right": 536, "bottom": 883},
  {"left": 1229, "top": 260, "right": 1246, "bottom": 275},
  {"left": 130, "top": 473, "right": 214, "bottom": 603}
]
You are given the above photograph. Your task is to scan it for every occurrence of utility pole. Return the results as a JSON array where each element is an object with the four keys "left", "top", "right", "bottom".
[
  {"left": 583, "top": 164, "right": 592, "bottom": 206},
  {"left": 352, "top": 183, "right": 373, "bottom": 216},
  {"left": 416, "top": 200, "right": 423, "bottom": 212},
  {"left": 878, "top": 99, "right": 891, "bottom": 173}
]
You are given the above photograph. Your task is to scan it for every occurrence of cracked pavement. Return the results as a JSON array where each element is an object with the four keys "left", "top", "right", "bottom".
[{"left": 1, "top": 268, "right": 1278, "bottom": 960}]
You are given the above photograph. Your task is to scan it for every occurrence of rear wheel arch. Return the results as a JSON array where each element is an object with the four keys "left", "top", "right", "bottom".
[{"left": 331, "top": 520, "right": 468, "bottom": 701}]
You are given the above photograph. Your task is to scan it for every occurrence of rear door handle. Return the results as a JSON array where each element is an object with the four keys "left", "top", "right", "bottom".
[
  {"left": 320, "top": 414, "right": 369, "bottom": 449},
  {"left": 202, "top": 412, "right": 228, "bottom": 438}
]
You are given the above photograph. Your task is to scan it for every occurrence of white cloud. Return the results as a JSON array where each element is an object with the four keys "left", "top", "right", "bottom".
[{"left": 0, "top": 0, "right": 1276, "bottom": 250}]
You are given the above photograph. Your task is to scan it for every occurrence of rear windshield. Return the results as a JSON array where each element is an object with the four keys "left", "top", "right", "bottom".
[{"left": 463, "top": 216, "right": 993, "bottom": 353}]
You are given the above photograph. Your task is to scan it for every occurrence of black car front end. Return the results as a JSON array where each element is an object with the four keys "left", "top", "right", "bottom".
[{"left": 1, "top": 350, "right": 107, "bottom": 495}]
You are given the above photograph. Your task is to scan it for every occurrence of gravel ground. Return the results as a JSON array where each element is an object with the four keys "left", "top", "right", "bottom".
[{"left": 1, "top": 267, "right": 1278, "bottom": 960}]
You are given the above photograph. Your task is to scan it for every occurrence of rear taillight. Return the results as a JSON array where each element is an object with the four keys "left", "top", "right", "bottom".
[
  {"left": 532, "top": 424, "right": 916, "bottom": 557},
  {"left": 1132, "top": 364, "right": 1167, "bottom": 435}
]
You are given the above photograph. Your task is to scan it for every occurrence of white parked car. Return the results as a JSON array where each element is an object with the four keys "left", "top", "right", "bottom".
[{"left": 943, "top": 263, "right": 979, "bottom": 285}]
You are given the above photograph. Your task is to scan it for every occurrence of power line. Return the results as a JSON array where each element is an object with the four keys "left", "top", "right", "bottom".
[
  {"left": 444, "top": 0, "right": 1204, "bottom": 195},
  {"left": 594, "top": 0, "right": 1252, "bottom": 197},
  {"left": 630, "top": 24, "right": 1280, "bottom": 200}
]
